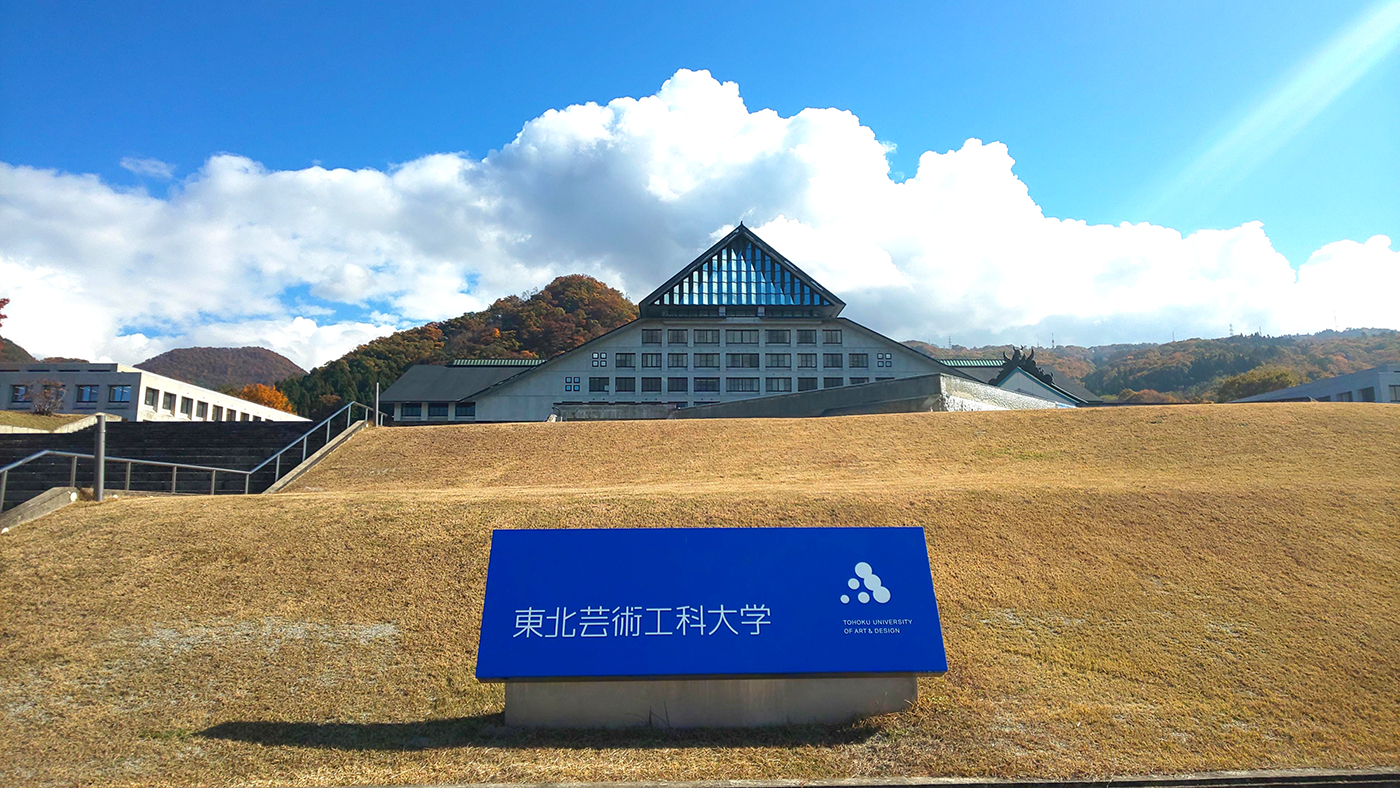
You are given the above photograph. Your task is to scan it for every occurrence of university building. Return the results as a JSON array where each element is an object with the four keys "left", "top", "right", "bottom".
[{"left": 382, "top": 226, "right": 1076, "bottom": 422}]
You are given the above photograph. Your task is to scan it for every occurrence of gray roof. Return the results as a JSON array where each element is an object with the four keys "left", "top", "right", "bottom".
[{"left": 380, "top": 363, "right": 533, "bottom": 403}]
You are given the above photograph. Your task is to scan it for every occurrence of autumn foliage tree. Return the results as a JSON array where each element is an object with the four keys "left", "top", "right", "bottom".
[
  {"left": 1216, "top": 365, "right": 1302, "bottom": 402},
  {"left": 235, "top": 383, "right": 297, "bottom": 413},
  {"left": 0, "top": 297, "right": 8, "bottom": 330}
]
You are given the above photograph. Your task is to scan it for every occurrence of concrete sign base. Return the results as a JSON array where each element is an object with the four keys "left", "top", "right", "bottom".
[{"left": 504, "top": 675, "right": 917, "bottom": 728}]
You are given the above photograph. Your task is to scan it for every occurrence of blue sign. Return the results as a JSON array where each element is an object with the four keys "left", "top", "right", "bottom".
[{"left": 476, "top": 527, "right": 947, "bottom": 681}]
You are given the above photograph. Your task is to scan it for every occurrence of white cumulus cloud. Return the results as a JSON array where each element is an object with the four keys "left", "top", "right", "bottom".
[
  {"left": 0, "top": 68, "right": 1394, "bottom": 370},
  {"left": 119, "top": 156, "right": 176, "bottom": 179}
]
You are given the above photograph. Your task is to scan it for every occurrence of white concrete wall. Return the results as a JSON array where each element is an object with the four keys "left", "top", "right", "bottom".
[
  {"left": 469, "top": 318, "right": 951, "bottom": 422},
  {"left": 0, "top": 363, "right": 307, "bottom": 422}
]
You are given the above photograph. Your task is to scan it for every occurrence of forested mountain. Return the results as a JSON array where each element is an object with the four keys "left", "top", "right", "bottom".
[
  {"left": 277, "top": 274, "right": 637, "bottom": 417},
  {"left": 137, "top": 346, "right": 307, "bottom": 391},
  {"left": 906, "top": 328, "right": 1400, "bottom": 401},
  {"left": 0, "top": 337, "right": 34, "bottom": 363}
]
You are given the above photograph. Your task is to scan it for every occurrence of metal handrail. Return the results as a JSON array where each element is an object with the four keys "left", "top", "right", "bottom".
[{"left": 0, "top": 400, "right": 383, "bottom": 511}]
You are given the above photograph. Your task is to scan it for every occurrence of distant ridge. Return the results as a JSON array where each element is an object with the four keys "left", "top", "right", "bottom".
[
  {"left": 137, "top": 346, "right": 307, "bottom": 391},
  {"left": 0, "top": 337, "right": 34, "bottom": 363}
]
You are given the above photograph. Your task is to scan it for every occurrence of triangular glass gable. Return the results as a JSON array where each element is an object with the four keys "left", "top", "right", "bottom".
[{"left": 655, "top": 237, "right": 835, "bottom": 308}]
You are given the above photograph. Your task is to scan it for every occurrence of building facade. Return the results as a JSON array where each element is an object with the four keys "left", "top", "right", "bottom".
[
  {"left": 1232, "top": 364, "right": 1400, "bottom": 404},
  {"left": 384, "top": 226, "right": 1010, "bottom": 423},
  {"left": 0, "top": 363, "right": 308, "bottom": 423}
]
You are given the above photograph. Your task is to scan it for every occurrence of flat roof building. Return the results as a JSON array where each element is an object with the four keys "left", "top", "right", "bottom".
[
  {"left": 381, "top": 225, "right": 1081, "bottom": 422},
  {"left": 1231, "top": 364, "right": 1400, "bottom": 404},
  {"left": 0, "top": 362, "right": 308, "bottom": 423}
]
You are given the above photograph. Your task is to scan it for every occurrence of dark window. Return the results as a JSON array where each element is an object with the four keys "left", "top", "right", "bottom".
[
  {"left": 726, "top": 353, "right": 759, "bottom": 368},
  {"left": 226, "top": 410, "right": 239, "bottom": 421},
  {"left": 616, "top": 352, "right": 636, "bottom": 368},
  {"left": 849, "top": 377, "right": 869, "bottom": 385},
  {"left": 765, "top": 353, "right": 791, "bottom": 368},
  {"left": 76, "top": 385, "right": 99, "bottom": 404},
  {"left": 876, "top": 377, "right": 894, "bottom": 381},
  {"left": 694, "top": 329, "right": 720, "bottom": 345},
  {"left": 798, "top": 353, "right": 817, "bottom": 369},
  {"left": 668, "top": 353, "right": 688, "bottom": 368},
  {"left": 641, "top": 353, "right": 662, "bottom": 368},
  {"left": 615, "top": 377, "right": 636, "bottom": 393},
  {"left": 667, "top": 377, "right": 688, "bottom": 393},
  {"left": 823, "top": 329, "right": 843, "bottom": 344},
  {"left": 163, "top": 392, "right": 176, "bottom": 410},
  {"left": 694, "top": 353, "right": 720, "bottom": 368},
  {"left": 725, "top": 329, "right": 759, "bottom": 345},
  {"left": 667, "top": 329, "right": 689, "bottom": 345},
  {"left": 1315, "top": 395, "right": 1331, "bottom": 402},
  {"left": 241, "top": 413, "right": 251, "bottom": 421},
  {"left": 456, "top": 402, "right": 475, "bottom": 417},
  {"left": 429, "top": 402, "right": 449, "bottom": 418},
  {"left": 1338, "top": 391, "right": 1354, "bottom": 402},
  {"left": 797, "top": 329, "right": 818, "bottom": 345},
  {"left": 641, "top": 377, "right": 662, "bottom": 393},
  {"left": 144, "top": 387, "right": 158, "bottom": 406},
  {"left": 823, "top": 353, "right": 844, "bottom": 368},
  {"left": 1390, "top": 385, "right": 1400, "bottom": 402},
  {"left": 766, "top": 377, "right": 792, "bottom": 393},
  {"left": 1360, "top": 387, "right": 1375, "bottom": 402},
  {"left": 849, "top": 353, "right": 869, "bottom": 368},
  {"left": 10, "top": 384, "right": 30, "bottom": 403},
  {"left": 402, "top": 403, "right": 422, "bottom": 417},
  {"left": 694, "top": 377, "right": 720, "bottom": 393},
  {"left": 196, "top": 402, "right": 209, "bottom": 419},
  {"left": 109, "top": 385, "right": 132, "bottom": 402},
  {"left": 589, "top": 377, "right": 609, "bottom": 392},
  {"left": 642, "top": 329, "right": 662, "bottom": 344},
  {"left": 824, "top": 377, "right": 844, "bottom": 389},
  {"left": 765, "top": 329, "right": 791, "bottom": 345},
  {"left": 798, "top": 377, "right": 818, "bottom": 391},
  {"left": 563, "top": 375, "right": 581, "bottom": 392},
  {"left": 726, "top": 377, "right": 760, "bottom": 393},
  {"left": 212, "top": 406, "right": 224, "bottom": 421},
  {"left": 180, "top": 397, "right": 193, "bottom": 415}
]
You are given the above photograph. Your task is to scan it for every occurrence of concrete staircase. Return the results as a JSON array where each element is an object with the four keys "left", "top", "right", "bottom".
[{"left": 0, "top": 421, "right": 344, "bottom": 511}]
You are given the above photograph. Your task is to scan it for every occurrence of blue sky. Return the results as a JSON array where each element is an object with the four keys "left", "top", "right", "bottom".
[{"left": 0, "top": 1, "right": 1396, "bottom": 366}]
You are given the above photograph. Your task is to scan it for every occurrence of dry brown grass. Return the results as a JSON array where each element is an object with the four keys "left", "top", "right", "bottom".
[
  {"left": 0, "top": 411, "right": 88, "bottom": 431},
  {"left": 1, "top": 403, "right": 1397, "bottom": 787}
]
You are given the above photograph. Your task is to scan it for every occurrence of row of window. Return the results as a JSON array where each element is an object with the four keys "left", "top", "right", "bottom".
[
  {"left": 579, "top": 376, "right": 885, "bottom": 394},
  {"left": 1316, "top": 386, "right": 1391, "bottom": 403},
  {"left": 141, "top": 386, "right": 264, "bottom": 421},
  {"left": 400, "top": 402, "right": 475, "bottom": 419},
  {"left": 10, "top": 383, "right": 132, "bottom": 404},
  {"left": 605, "top": 352, "right": 878, "bottom": 370},
  {"left": 640, "top": 328, "right": 844, "bottom": 346}
]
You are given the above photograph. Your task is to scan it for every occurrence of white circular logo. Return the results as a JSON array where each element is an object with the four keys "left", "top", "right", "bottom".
[{"left": 841, "top": 561, "right": 891, "bottom": 604}]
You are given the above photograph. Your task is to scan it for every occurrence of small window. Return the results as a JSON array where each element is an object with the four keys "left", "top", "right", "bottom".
[
  {"left": 641, "top": 377, "right": 662, "bottom": 393},
  {"left": 615, "top": 377, "right": 636, "bottom": 393},
  {"left": 876, "top": 352, "right": 893, "bottom": 368},
  {"left": 766, "top": 377, "right": 792, "bottom": 393},
  {"left": 241, "top": 412, "right": 251, "bottom": 421},
  {"left": 456, "top": 402, "right": 475, "bottom": 418},
  {"left": 849, "top": 377, "right": 869, "bottom": 385},
  {"left": 591, "top": 352, "right": 608, "bottom": 368},
  {"left": 694, "top": 377, "right": 720, "bottom": 393},
  {"left": 226, "top": 409, "right": 238, "bottom": 421},
  {"left": 1360, "top": 387, "right": 1375, "bottom": 402},
  {"left": 1315, "top": 395, "right": 1331, "bottom": 402},
  {"left": 824, "top": 377, "right": 844, "bottom": 388},
  {"left": 144, "top": 387, "right": 159, "bottom": 406},
  {"left": 10, "top": 384, "right": 30, "bottom": 403},
  {"left": 402, "top": 403, "right": 422, "bottom": 417},
  {"left": 725, "top": 329, "right": 759, "bottom": 345},
  {"left": 563, "top": 375, "right": 581, "bottom": 393},
  {"left": 726, "top": 377, "right": 760, "bottom": 393},
  {"left": 641, "top": 353, "right": 662, "bottom": 368},
  {"left": 694, "top": 353, "right": 720, "bottom": 368},
  {"left": 642, "top": 329, "right": 663, "bottom": 344},
  {"left": 797, "top": 330, "right": 818, "bottom": 345},
  {"left": 180, "top": 397, "right": 194, "bottom": 415},
  {"left": 616, "top": 352, "right": 636, "bottom": 368},
  {"left": 163, "top": 392, "right": 176, "bottom": 411},
  {"left": 109, "top": 385, "right": 132, "bottom": 403},
  {"left": 428, "top": 402, "right": 449, "bottom": 418},
  {"left": 765, "top": 353, "right": 791, "bottom": 368},
  {"left": 212, "top": 406, "right": 224, "bottom": 421},
  {"left": 849, "top": 353, "right": 869, "bottom": 368},
  {"left": 726, "top": 353, "right": 760, "bottom": 369},
  {"left": 823, "top": 329, "right": 843, "bottom": 344},
  {"left": 823, "top": 353, "right": 844, "bottom": 368},
  {"left": 797, "top": 377, "right": 819, "bottom": 391},
  {"left": 668, "top": 353, "right": 688, "bottom": 368},
  {"left": 75, "top": 385, "right": 99, "bottom": 404},
  {"left": 667, "top": 377, "right": 688, "bottom": 393},
  {"left": 667, "top": 329, "right": 689, "bottom": 345},
  {"left": 1338, "top": 391, "right": 1354, "bottom": 402},
  {"left": 195, "top": 402, "right": 209, "bottom": 419},
  {"left": 1389, "top": 385, "right": 1400, "bottom": 402},
  {"left": 694, "top": 329, "right": 720, "bottom": 345},
  {"left": 798, "top": 353, "right": 817, "bottom": 369},
  {"left": 589, "top": 377, "right": 609, "bottom": 393},
  {"left": 765, "top": 329, "right": 791, "bottom": 345}
]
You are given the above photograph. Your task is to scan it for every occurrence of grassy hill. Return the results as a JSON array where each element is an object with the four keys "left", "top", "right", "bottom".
[
  {"left": 136, "top": 346, "right": 307, "bottom": 391},
  {"left": 1, "top": 404, "right": 1397, "bottom": 786},
  {"left": 0, "top": 336, "right": 34, "bottom": 363}
]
